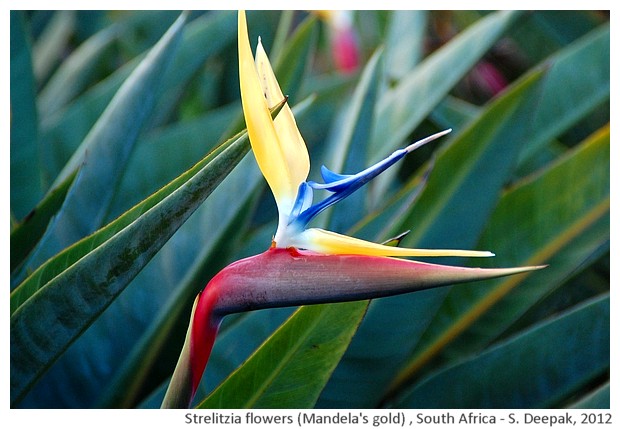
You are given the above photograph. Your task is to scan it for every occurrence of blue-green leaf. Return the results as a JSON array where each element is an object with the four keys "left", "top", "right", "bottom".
[
  {"left": 405, "top": 126, "right": 609, "bottom": 385},
  {"left": 38, "top": 23, "right": 119, "bottom": 121},
  {"left": 198, "top": 302, "right": 368, "bottom": 409},
  {"left": 18, "top": 13, "right": 187, "bottom": 282},
  {"left": 318, "top": 68, "right": 545, "bottom": 408},
  {"left": 10, "top": 129, "right": 250, "bottom": 406},
  {"left": 32, "top": 11, "right": 75, "bottom": 83},
  {"left": 394, "top": 294, "right": 609, "bottom": 408},
  {"left": 369, "top": 10, "right": 521, "bottom": 161},
  {"left": 10, "top": 11, "right": 41, "bottom": 221}
]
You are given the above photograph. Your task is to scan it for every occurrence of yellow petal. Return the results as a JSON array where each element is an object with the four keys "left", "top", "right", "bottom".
[
  {"left": 255, "top": 40, "right": 310, "bottom": 193},
  {"left": 294, "top": 228, "right": 495, "bottom": 258},
  {"left": 238, "top": 11, "right": 299, "bottom": 213}
]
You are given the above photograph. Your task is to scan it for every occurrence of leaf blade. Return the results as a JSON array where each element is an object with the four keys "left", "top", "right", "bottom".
[
  {"left": 318, "top": 68, "right": 545, "bottom": 408},
  {"left": 198, "top": 302, "right": 368, "bottom": 409},
  {"left": 394, "top": 294, "right": 609, "bottom": 408},
  {"left": 10, "top": 131, "right": 250, "bottom": 406},
  {"left": 10, "top": 11, "right": 42, "bottom": 220},
  {"left": 393, "top": 125, "right": 609, "bottom": 392},
  {"left": 369, "top": 10, "right": 521, "bottom": 161},
  {"left": 18, "top": 13, "right": 188, "bottom": 283}
]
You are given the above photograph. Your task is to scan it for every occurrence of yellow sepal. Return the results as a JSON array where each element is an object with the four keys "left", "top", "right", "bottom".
[
  {"left": 238, "top": 11, "right": 308, "bottom": 214},
  {"left": 255, "top": 40, "right": 309, "bottom": 195},
  {"left": 295, "top": 228, "right": 495, "bottom": 258}
]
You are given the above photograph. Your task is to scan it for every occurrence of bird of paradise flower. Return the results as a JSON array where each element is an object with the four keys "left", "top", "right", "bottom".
[{"left": 161, "top": 11, "right": 543, "bottom": 408}]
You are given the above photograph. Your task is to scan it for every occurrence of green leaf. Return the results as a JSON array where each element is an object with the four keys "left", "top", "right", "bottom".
[
  {"left": 40, "top": 11, "right": 237, "bottom": 186},
  {"left": 10, "top": 171, "right": 77, "bottom": 272},
  {"left": 516, "top": 23, "right": 609, "bottom": 166},
  {"left": 394, "top": 294, "right": 609, "bottom": 408},
  {"left": 429, "top": 95, "right": 480, "bottom": 132},
  {"left": 270, "top": 11, "right": 294, "bottom": 63},
  {"left": 18, "top": 13, "right": 187, "bottom": 282},
  {"left": 318, "top": 68, "right": 545, "bottom": 408},
  {"left": 107, "top": 103, "right": 238, "bottom": 219},
  {"left": 148, "top": 11, "right": 237, "bottom": 126},
  {"left": 10, "top": 11, "right": 42, "bottom": 221},
  {"left": 401, "top": 126, "right": 609, "bottom": 386},
  {"left": 38, "top": 23, "right": 119, "bottom": 121},
  {"left": 198, "top": 302, "right": 368, "bottom": 409},
  {"left": 272, "top": 15, "right": 317, "bottom": 102},
  {"left": 383, "top": 10, "right": 427, "bottom": 84},
  {"left": 10, "top": 130, "right": 250, "bottom": 406},
  {"left": 32, "top": 11, "right": 75, "bottom": 83},
  {"left": 10, "top": 126, "right": 243, "bottom": 315},
  {"left": 369, "top": 10, "right": 521, "bottom": 161},
  {"left": 510, "top": 11, "right": 606, "bottom": 64}
]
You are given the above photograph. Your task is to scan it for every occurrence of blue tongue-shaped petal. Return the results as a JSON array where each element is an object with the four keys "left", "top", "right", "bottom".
[
  {"left": 288, "top": 182, "right": 314, "bottom": 222},
  {"left": 295, "top": 129, "right": 451, "bottom": 228},
  {"left": 320, "top": 165, "right": 352, "bottom": 184}
]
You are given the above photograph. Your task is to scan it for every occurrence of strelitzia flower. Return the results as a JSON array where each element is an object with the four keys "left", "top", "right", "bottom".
[
  {"left": 239, "top": 11, "right": 490, "bottom": 259},
  {"left": 161, "top": 10, "right": 543, "bottom": 409}
]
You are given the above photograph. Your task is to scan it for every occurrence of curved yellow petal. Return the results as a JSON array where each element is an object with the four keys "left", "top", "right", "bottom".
[
  {"left": 294, "top": 228, "right": 495, "bottom": 258},
  {"left": 255, "top": 40, "right": 309, "bottom": 191},
  {"left": 238, "top": 11, "right": 308, "bottom": 214}
]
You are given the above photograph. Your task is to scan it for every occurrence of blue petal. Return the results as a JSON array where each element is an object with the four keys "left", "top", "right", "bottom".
[
  {"left": 296, "top": 148, "right": 409, "bottom": 227},
  {"left": 293, "top": 129, "right": 451, "bottom": 229},
  {"left": 308, "top": 147, "right": 408, "bottom": 192},
  {"left": 320, "top": 165, "right": 352, "bottom": 184},
  {"left": 288, "top": 182, "right": 313, "bottom": 222}
]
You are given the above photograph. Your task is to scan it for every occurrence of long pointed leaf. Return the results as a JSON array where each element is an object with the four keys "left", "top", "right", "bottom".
[
  {"left": 318, "top": 68, "right": 545, "bottom": 408},
  {"left": 394, "top": 294, "right": 609, "bottom": 408},
  {"left": 10, "top": 131, "right": 250, "bottom": 406},
  {"left": 568, "top": 383, "right": 610, "bottom": 409},
  {"left": 198, "top": 302, "right": 368, "bottom": 408},
  {"left": 392, "top": 125, "right": 609, "bottom": 392},
  {"left": 383, "top": 11, "right": 426, "bottom": 84},
  {"left": 38, "top": 24, "right": 119, "bottom": 120},
  {"left": 18, "top": 13, "right": 187, "bottom": 284},
  {"left": 32, "top": 11, "right": 75, "bottom": 83},
  {"left": 369, "top": 10, "right": 521, "bottom": 161},
  {"left": 517, "top": 23, "right": 609, "bottom": 165}
]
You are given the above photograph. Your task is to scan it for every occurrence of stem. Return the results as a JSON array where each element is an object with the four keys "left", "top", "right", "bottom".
[{"left": 161, "top": 289, "right": 221, "bottom": 409}]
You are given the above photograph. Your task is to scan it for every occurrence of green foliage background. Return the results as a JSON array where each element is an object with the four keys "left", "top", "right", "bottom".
[{"left": 10, "top": 10, "right": 609, "bottom": 409}]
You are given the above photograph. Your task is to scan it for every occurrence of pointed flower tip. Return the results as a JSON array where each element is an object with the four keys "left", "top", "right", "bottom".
[
  {"left": 405, "top": 128, "right": 452, "bottom": 153},
  {"left": 495, "top": 263, "right": 547, "bottom": 276}
]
